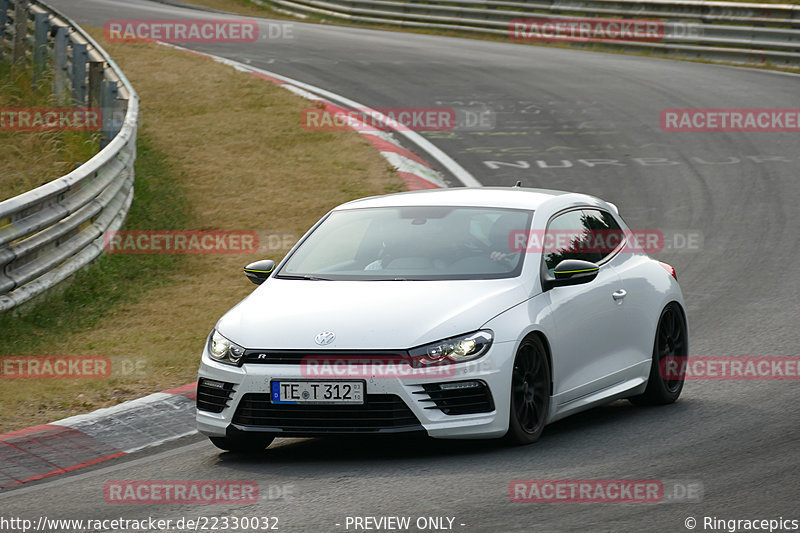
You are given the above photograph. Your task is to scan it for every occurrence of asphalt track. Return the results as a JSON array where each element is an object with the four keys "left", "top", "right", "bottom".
[{"left": 2, "top": 1, "right": 798, "bottom": 531}]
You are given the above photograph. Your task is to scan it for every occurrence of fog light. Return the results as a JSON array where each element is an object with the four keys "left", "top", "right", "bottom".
[
  {"left": 439, "top": 381, "right": 482, "bottom": 391},
  {"left": 200, "top": 378, "right": 227, "bottom": 390}
]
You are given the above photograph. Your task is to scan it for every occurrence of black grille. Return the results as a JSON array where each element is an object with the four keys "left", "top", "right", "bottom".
[
  {"left": 231, "top": 393, "right": 423, "bottom": 435},
  {"left": 197, "top": 378, "right": 236, "bottom": 413},
  {"left": 241, "top": 350, "right": 409, "bottom": 365},
  {"left": 413, "top": 380, "right": 494, "bottom": 415}
]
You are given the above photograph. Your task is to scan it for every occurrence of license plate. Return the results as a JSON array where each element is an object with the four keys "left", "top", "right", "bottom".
[{"left": 271, "top": 381, "right": 364, "bottom": 405}]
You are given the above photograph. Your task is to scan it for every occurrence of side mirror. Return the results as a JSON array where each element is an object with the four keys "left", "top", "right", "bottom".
[
  {"left": 542, "top": 259, "right": 599, "bottom": 291},
  {"left": 243, "top": 259, "right": 275, "bottom": 285}
]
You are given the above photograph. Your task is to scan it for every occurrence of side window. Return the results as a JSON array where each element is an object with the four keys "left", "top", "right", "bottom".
[
  {"left": 581, "top": 209, "right": 624, "bottom": 261},
  {"left": 543, "top": 209, "right": 624, "bottom": 271}
]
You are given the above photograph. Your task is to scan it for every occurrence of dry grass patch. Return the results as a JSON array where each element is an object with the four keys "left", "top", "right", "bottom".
[
  {"left": 0, "top": 29, "right": 403, "bottom": 432},
  {"left": 0, "top": 64, "right": 101, "bottom": 201}
]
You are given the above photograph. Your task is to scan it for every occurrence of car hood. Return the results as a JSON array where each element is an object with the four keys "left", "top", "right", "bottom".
[{"left": 216, "top": 278, "right": 528, "bottom": 350}]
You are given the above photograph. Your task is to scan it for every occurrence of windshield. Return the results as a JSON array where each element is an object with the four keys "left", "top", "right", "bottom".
[{"left": 278, "top": 206, "right": 533, "bottom": 280}]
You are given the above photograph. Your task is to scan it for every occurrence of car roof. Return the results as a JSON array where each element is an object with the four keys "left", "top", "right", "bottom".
[{"left": 335, "top": 187, "right": 606, "bottom": 213}]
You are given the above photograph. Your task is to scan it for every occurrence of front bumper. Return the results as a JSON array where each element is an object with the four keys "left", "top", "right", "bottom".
[{"left": 195, "top": 344, "right": 514, "bottom": 440}]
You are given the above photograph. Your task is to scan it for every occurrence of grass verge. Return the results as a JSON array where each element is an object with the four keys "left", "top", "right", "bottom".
[
  {"left": 0, "top": 28, "right": 404, "bottom": 432},
  {"left": 0, "top": 137, "right": 191, "bottom": 430}
]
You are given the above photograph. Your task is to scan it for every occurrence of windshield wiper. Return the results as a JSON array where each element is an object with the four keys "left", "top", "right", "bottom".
[{"left": 277, "top": 274, "right": 333, "bottom": 281}]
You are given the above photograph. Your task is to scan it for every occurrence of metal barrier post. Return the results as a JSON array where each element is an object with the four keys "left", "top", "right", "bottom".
[
  {"left": 52, "top": 25, "right": 67, "bottom": 102},
  {"left": 71, "top": 40, "right": 87, "bottom": 104},
  {"left": 88, "top": 60, "right": 103, "bottom": 109},
  {"left": 12, "top": 0, "right": 27, "bottom": 65},
  {"left": 100, "top": 78, "right": 118, "bottom": 145},
  {"left": 32, "top": 11, "right": 48, "bottom": 86}
]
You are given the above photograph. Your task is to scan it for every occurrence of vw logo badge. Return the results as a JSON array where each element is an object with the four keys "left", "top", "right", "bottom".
[{"left": 315, "top": 331, "right": 336, "bottom": 346}]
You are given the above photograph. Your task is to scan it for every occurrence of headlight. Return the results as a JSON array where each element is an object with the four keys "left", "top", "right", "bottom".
[
  {"left": 409, "top": 330, "right": 493, "bottom": 367},
  {"left": 207, "top": 330, "right": 245, "bottom": 365}
]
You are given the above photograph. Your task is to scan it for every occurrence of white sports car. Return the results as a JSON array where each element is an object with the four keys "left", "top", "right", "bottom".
[{"left": 196, "top": 187, "right": 687, "bottom": 451}]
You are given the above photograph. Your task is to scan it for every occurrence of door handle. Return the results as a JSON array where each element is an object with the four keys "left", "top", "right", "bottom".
[{"left": 612, "top": 289, "right": 627, "bottom": 301}]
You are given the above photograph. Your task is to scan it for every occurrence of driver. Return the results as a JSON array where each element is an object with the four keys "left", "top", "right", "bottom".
[{"left": 487, "top": 214, "right": 522, "bottom": 267}]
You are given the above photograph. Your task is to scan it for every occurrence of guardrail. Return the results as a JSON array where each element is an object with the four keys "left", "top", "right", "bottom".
[
  {"left": 0, "top": 0, "right": 138, "bottom": 312},
  {"left": 266, "top": 0, "right": 800, "bottom": 65}
]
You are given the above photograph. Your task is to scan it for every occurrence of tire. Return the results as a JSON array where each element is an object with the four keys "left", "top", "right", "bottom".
[
  {"left": 209, "top": 436, "right": 274, "bottom": 453},
  {"left": 505, "top": 335, "right": 551, "bottom": 445},
  {"left": 629, "top": 302, "right": 687, "bottom": 406}
]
